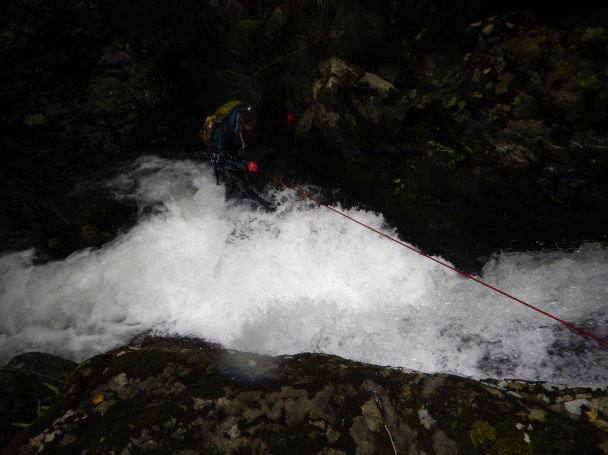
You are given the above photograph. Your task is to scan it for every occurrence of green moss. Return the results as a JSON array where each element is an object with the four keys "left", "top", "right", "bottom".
[
  {"left": 434, "top": 68, "right": 465, "bottom": 92},
  {"left": 433, "top": 67, "right": 466, "bottom": 111},
  {"left": 546, "top": 61, "right": 577, "bottom": 87},
  {"left": 469, "top": 418, "right": 549, "bottom": 455},
  {"left": 9, "top": 376, "right": 65, "bottom": 429},
  {"left": 393, "top": 178, "right": 407, "bottom": 195},
  {"left": 507, "top": 34, "right": 547, "bottom": 63},
  {"left": 492, "top": 424, "right": 536, "bottom": 455},
  {"left": 581, "top": 26, "right": 606, "bottom": 42},
  {"left": 236, "top": 18, "right": 260, "bottom": 35},
  {"left": 470, "top": 419, "right": 496, "bottom": 446},
  {"left": 442, "top": 96, "right": 458, "bottom": 109},
  {"left": 577, "top": 72, "right": 599, "bottom": 89},
  {"left": 427, "top": 140, "right": 465, "bottom": 170}
]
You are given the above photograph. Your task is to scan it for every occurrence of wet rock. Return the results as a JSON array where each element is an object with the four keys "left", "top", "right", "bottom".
[
  {"left": 0, "top": 353, "right": 76, "bottom": 448},
  {"left": 1, "top": 337, "right": 607, "bottom": 454}
]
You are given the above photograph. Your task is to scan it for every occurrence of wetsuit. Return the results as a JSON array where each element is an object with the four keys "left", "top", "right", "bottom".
[{"left": 209, "top": 105, "right": 269, "bottom": 209}]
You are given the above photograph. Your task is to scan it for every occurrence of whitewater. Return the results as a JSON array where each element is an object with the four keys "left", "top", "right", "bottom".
[{"left": 1, "top": 156, "right": 606, "bottom": 385}]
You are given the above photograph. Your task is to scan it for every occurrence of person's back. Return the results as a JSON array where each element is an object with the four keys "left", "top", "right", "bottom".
[
  {"left": 209, "top": 102, "right": 243, "bottom": 161},
  {"left": 200, "top": 101, "right": 270, "bottom": 209}
]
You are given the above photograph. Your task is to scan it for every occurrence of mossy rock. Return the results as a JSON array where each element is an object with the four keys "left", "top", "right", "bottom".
[{"left": 3, "top": 337, "right": 607, "bottom": 454}]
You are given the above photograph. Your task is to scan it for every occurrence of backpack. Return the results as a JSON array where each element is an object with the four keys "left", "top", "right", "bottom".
[{"left": 199, "top": 100, "right": 242, "bottom": 145}]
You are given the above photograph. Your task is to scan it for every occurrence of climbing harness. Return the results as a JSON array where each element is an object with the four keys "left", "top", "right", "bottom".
[{"left": 257, "top": 168, "right": 608, "bottom": 348}]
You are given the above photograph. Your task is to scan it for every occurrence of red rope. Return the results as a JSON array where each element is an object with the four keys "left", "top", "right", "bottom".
[{"left": 258, "top": 169, "right": 608, "bottom": 347}]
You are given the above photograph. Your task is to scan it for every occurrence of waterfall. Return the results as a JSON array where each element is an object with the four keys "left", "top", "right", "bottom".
[{"left": 1, "top": 156, "right": 606, "bottom": 385}]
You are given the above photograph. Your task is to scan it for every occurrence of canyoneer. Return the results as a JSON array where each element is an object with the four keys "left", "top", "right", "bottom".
[{"left": 200, "top": 100, "right": 271, "bottom": 210}]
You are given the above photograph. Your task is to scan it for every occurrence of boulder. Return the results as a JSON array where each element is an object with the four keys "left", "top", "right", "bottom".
[
  {"left": 2, "top": 337, "right": 607, "bottom": 454},
  {"left": 0, "top": 353, "right": 76, "bottom": 449}
]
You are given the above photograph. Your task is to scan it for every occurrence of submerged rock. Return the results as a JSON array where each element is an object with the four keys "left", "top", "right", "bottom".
[{"left": 1, "top": 337, "right": 607, "bottom": 454}]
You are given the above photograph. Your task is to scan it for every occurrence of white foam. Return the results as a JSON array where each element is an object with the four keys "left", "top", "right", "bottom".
[{"left": 1, "top": 156, "right": 606, "bottom": 384}]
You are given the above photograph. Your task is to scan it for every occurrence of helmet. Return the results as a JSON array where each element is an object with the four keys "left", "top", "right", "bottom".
[{"left": 239, "top": 104, "right": 258, "bottom": 128}]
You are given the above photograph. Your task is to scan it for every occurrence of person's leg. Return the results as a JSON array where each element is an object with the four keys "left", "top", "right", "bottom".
[
  {"left": 224, "top": 174, "right": 238, "bottom": 201},
  {"left": 225, "top": 171, "right": 272, "bottom": 210},
  {"left": 245, "top": 188, "right": 272, "bottom": 211}
]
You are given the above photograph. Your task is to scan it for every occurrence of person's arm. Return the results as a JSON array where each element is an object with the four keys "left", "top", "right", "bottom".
[
  {"left": 219, "top": 153, "right": 257, "bottom": 172},
  {"left": 219, "top": 153, "right": 247, "bottom": 169}
]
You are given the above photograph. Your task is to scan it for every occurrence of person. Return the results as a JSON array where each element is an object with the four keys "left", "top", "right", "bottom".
[{"left": 200, "top": 100, "right": 270, "bottom": 209}]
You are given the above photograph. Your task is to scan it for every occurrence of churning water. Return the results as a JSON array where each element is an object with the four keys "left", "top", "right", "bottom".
[{"left": 1, "top": 156, "right": 606, "bottom": 385}]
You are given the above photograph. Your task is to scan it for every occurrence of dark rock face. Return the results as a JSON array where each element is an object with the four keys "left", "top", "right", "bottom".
[
  {"left": 278, "top": 5, "right": 608, "bottom": 270},
  {"left": 1, "top": 337, "right": 607, "bottom": 454},
  {"left": 0, "top": 0, "right": 205, "bottom": 260},
  {"left": 0, "top": 353, "right": 76, "bottom": 449},
  {"left": 1, "top": 0, "right": 607, "bottom": 268}
]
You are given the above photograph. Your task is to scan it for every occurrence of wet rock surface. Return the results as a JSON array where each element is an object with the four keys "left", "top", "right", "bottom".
[
  {"left": 0, "top": 353, "right": 76, "bottom": 448},
  {"left": 1, "top": 336, "right": 607, "bottom": 454},
  {"left": 0, "top": 0, "right": 202, "bottom": 260}
]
